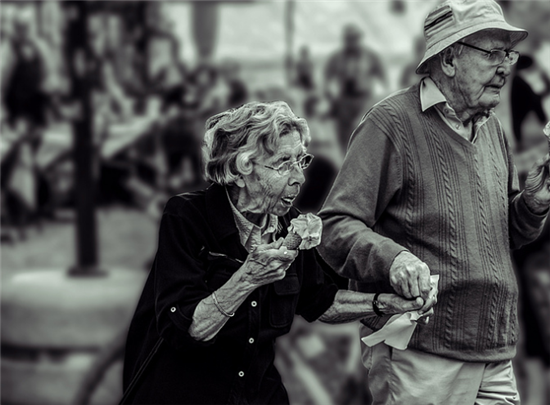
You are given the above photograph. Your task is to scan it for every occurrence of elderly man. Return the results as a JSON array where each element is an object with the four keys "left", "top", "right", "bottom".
[{"left": 318, "top": 0, "right": 550, "bottom": 404}]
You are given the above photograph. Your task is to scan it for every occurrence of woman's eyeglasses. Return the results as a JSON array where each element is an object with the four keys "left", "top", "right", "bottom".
[
  {"left": 456, "top": 41, "right": 519, "bottom": 66},
  {"left": 263, "top": 154, "right": 314, "bottom": 175}
]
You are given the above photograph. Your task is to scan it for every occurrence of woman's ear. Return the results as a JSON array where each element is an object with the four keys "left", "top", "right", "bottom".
[
  {"left": 235, "top": 175, "right": 246, "bottom": 188},
  {"left": 440, "top": 47, "right": 456, "bottom": 77}
]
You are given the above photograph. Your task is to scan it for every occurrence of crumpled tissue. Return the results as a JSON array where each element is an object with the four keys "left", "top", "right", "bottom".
[{"left": 362, "top": 274, "right": 439, "bottom": 350}]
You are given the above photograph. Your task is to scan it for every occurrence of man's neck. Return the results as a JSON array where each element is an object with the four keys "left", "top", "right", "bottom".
[{"left": 432, "top": 77, "right": 481, "bottom": 126}]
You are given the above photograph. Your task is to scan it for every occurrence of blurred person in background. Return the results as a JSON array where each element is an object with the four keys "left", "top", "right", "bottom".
[
  {"left": 145, "top": 30, "right": 187, "bottom": 111},
  {"left": 103, "top": 10, "right": 147, "bottom": 106},
  {"left": 122, "top": 101, "right": 430, "bottom": 405},
  {"left": 1, "top": 8, "right": 52, "bottom": 238},
  {"left": 318, "top": 0, "right": 550, "bottom": 403},
  {"left": 295, "top": 95, "right": 340, "bottom": 216},
  {"left": 189, "top": 61, "right": 227, "bottom": 120},
  {"left": 510, "top": 54, "right": 549, "bottom": 152},
  {"left": 219, "top": 58, "right": 249, "bottom": 109},
  {"left": 399, "top": 36, "right": 426, "bottom": 89},
  {"left": 324, "top": 23, "right": 388, "bottom": 152},
  {"left": 294, "top": 45, "right": 316, "bottom": 93},
  {"left": 513, "top": 218, "right": 550, "bottom": 405},
  {"left": 500, "top": 3, "right": 550, "bottom": 401}
]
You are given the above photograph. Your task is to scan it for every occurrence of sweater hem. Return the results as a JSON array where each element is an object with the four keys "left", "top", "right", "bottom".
[{"left": 406, "top": 342, "right": 517, "bottom": 363}]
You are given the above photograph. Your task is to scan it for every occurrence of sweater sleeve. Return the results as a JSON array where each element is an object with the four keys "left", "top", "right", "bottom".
[{"left": 318, "top": 111, "right": 407, "bottom": 283}]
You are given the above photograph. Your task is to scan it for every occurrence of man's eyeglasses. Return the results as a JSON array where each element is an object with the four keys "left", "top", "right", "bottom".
[
  {"left": 456, "top": 41, "right": 519, "bottom": 66},
  {"left": 263, "top": 154, "right": 314, "bottom": 175}
]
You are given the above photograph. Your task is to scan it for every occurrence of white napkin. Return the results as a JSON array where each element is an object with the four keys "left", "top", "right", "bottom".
[{"left": 362, "top": 275, "right": 439, "bottom": 350}]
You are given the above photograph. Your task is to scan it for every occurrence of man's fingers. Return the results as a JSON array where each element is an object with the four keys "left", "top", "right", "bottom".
[
  {"left": 418, "top": 269, "right": 431, "bottom": 299},
  {"left": 401, "top": 285, "right": 413, "bottom": 299},
  {"left": 409, "top": 280, "right": 420, "bottom": 299},
  {"left": 390, "top": 277, "right": 405, "bottom": 298},
  {"left": 419, "top": 295, "right": 437, "bottom": 314}
]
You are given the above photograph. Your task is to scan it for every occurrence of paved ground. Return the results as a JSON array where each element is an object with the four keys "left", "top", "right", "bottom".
[{"left": 2, "top": 207, "right": 158, "bottom": 280}]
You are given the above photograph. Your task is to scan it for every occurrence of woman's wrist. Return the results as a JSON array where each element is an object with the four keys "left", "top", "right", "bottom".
[
  {"left": 372, "top": 293, "right": 385, "bottom": 316},
  {"left": 233, "top": 265, "right": 261, "bottom": 293}
]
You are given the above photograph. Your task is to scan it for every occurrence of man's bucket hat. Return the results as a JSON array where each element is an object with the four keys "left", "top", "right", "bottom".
[{"left": 416, "top": 0, "right": 528, "bottom": 74}]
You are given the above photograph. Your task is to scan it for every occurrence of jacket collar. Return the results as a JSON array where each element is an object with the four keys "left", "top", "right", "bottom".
[{"left": 205, "top": 183, "right": 240, "bottom": 242}]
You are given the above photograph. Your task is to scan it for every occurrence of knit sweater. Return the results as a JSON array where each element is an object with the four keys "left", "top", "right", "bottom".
[{"left": 318, "top": 83, "right": 547, "bottom": 362}]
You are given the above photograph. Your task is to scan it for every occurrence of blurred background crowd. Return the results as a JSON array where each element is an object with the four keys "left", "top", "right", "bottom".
[{"left": 1, "top": 1, "right": 549, "bottom": 405}]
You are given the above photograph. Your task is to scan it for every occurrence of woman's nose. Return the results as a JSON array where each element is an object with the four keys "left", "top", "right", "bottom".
[{"left": 289, "top": 165, "right": 306, "bottom": 186}]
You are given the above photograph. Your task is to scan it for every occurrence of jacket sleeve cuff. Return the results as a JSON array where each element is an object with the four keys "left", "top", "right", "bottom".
[
  {"left": 163, "top": 297, "right": 218, "bottom": 349},
  {"left": 300, "top": 283, "right": 339, "bottom": 323}
]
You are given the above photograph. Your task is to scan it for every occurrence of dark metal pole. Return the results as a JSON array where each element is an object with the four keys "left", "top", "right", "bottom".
[
  {"left": 285, "top": 0, "right": 295, "bottom": 86},
  {"left": 192, "top": 1, "right": 219, "bottom": 62},
  {"left": 64, "top": 1, "right": 100, "bottom": 275}
]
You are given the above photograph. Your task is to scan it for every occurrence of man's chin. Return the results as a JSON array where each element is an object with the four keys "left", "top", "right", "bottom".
[{"left": 481, "top": 92, "right": 501, "bottom": 109}]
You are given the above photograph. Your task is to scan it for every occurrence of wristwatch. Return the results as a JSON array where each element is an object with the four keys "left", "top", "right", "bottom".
[{"left": 373, "top": 293, "right": 385, "bottom": 317}]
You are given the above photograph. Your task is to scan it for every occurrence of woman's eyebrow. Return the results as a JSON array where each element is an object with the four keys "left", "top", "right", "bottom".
[
  {"left": 271, "top": 154, "right": 290, "bottom": 165},
  {"left": 272, "top": 146, "right": 305, "bottom": 164}
]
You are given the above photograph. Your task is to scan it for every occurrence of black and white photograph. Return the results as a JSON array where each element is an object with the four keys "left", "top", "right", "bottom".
[{"left": 1, "top": 1, "right": 549, "bottom": 404}]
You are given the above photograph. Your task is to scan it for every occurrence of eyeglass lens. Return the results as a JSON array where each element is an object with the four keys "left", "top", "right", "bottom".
[
  {"left": 489, "top": 50, "right": 516, "bottom": 65},
  {"left": 278, "top": 154, "right": 313, "bottom": 174}
]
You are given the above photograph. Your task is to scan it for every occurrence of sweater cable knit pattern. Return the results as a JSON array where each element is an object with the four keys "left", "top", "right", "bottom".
[{"left": 422, "top": 112, "right": 461, "bottom": 351}]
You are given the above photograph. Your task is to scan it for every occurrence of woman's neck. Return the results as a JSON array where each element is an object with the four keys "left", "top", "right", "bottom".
[{"left": 227, "top": 185, "right": 265, "bottom": 226}]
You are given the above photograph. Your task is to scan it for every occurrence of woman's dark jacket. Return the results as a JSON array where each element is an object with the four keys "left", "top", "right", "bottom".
[{"left": 123, "top": 184, "right": 339, "bottom": 404}]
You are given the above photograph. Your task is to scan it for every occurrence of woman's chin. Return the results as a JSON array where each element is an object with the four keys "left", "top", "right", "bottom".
[{"left": 272, "top": 201, "right": 293, "bottom": 217}]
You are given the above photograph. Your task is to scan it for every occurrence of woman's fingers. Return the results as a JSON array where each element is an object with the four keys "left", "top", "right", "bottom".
[{"left": 244, "top": 244, "right": 299, "bottom": 285}]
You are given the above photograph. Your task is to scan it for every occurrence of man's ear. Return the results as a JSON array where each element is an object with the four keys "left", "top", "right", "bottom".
[{"left": 440, "top": 47, "right": 456, "bottom": 77}]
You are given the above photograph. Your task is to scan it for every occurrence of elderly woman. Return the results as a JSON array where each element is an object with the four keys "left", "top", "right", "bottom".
[{"left": 122, "top": 101, "right": 426, "bottom": 405}]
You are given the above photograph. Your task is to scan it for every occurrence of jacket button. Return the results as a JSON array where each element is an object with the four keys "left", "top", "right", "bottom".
[
  {"left": 238, "top": 371, "right": 245, "bottom": 377},
  {"left": 248, "top": 338, "right": 254, "bottom": 344},
  {"left": 251, "top": 301, "right": 257, "bottom": 307},
  {"left": 170, "top": 307, "right": 176, "bottom": 313}
]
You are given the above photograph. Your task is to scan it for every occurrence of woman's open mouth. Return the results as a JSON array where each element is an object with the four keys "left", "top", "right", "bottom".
[{"left": 281, "top": 195, "right": 297, "bottom": 206}]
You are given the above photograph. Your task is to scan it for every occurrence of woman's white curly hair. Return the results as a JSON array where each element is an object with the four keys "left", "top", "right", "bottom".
[{"left": 202, "top": 101, "right": 310, "bottom": 185}]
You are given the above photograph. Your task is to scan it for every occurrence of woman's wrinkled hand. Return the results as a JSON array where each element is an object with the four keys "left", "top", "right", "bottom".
[
  {"left": 238, "top": 238, "right": 298, "bottom": 288},
  {"left": 377, "top": 294, "right": 438, "bottom": 325}
]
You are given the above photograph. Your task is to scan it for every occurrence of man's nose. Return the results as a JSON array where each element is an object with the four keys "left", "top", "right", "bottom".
[{"left": 497, "top": 62, "right": 511, "bottom": 78}]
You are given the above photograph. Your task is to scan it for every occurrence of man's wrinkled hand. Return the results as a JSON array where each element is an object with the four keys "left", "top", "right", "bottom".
[{"left": 389, "top": 251, "right": 431, "bottom": 302}]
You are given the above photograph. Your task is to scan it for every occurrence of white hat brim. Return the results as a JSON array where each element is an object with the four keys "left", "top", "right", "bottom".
[{"left": 416, "top": 22, "right": 528, "bottom": 74}]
